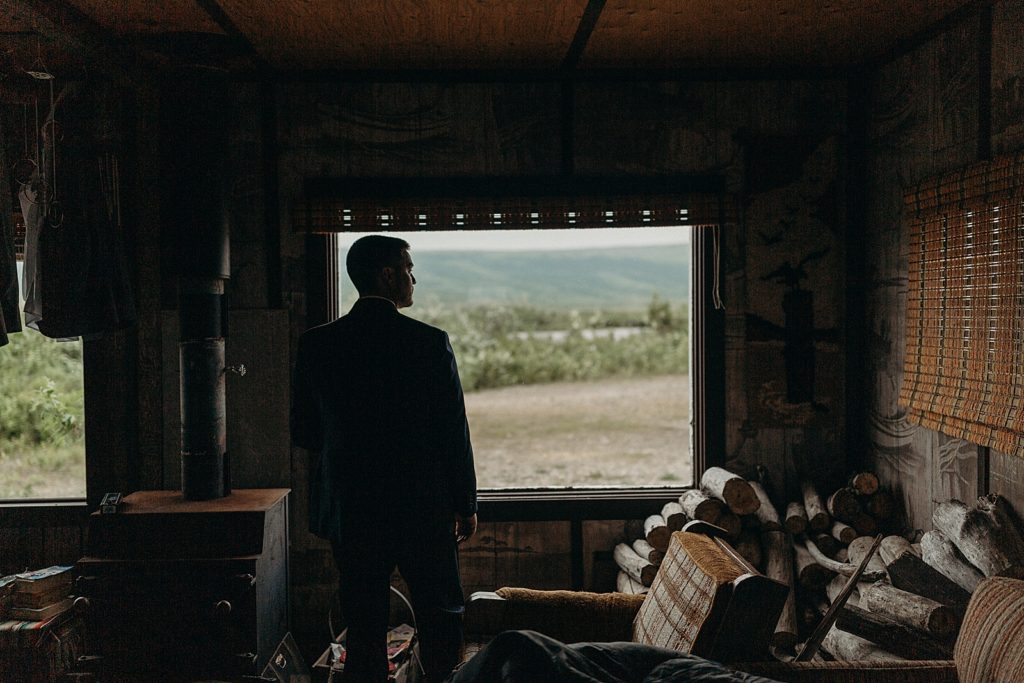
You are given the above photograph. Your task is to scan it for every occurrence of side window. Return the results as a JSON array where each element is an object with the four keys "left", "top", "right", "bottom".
[{"left": 0, "top": 238, "right": 86, "bottom": 500}]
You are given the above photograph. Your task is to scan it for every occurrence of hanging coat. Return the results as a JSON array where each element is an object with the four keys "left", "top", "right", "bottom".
[{"left": 0, "top": 114, "right": 23, "bottom": 347}]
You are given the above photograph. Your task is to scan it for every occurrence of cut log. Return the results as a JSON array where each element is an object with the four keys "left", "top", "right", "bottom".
[
  {"left": 921, "top": 529, "right": 984, "bottom": 593},
  {"left": 794, "top": 540, "right": 835, "bottom": 590},
  {"left": 763, "top": 530, "right": 798, "bottom": 652},
  {"left": 932, "top": 495, "right": 1024, "bottom": 577},
  {"left": 849, "top": 472, "right": 880, "bottom": 496},
  {"left": 701, "top": 467, "right": 760, "bottom": 515},
  {"left": 715, "top": 512, "right": 742, "bottom": 538},
  {"left": 613, "top": 543, "right": 658, "bottom": 587},
  {"left": 831, "top": 521, "right": 857, "bottom": 545},
  {"left": 866, "top": 490, "right": 896, "bottom": 521},
  {"left": 885, "top": 550, "right": 971, "bottom": 613},
  {"left": 804, "top": 535, "right": 886, "bottom": 582},
  {"left": 822, "top": 627, "right": 903, "bottom": 662},
  {"left": 678, "top": 489, "right": 725, "bottom": 523},
  {"left": 734, "top": 530, "right": 762, "bottom": 569},
  {"left": 836, "top": 605, "right": 953, "bottom": 660},
  {"left": 749, "top": 481, "right": 781, "bottom": 531},
  {"left": 631, "top": 538, "right": 664, "bottom": 566},
  {"left": 741, "top": 514, "right": 761, "bottom": 530},
  {"left": 801, "top": 481, "right": 830, "bottom": 532},
  {"left": 826, "top": 573, "right": 859, "bottom": 607},
  {"left": 850, "top": 513, "right": 879, "bottom": 537},
  {"left": 644, "top": 514, "right": 672, "bottom": 552},
  {"left": 661, "top": 502, "right": 687, "bottom": 531},
  {"left": 827, "top": 487, "right": 860, "bottom": 522},
  {"left": 616, "top": 571, "right": 648, "bottom": 595},
  {"left": 847, "top": 536, "right": 887, "bottom": 575},
  {"left": 784, "top": 502, "right": 808, "bottom": 535},
  {"left": 813, "top": 533, "right": 839, "bottom": 558},
  {"left": 878, "top": 535, "right": 918, "bottom": 566},
  {"left": 835, "top": 547, "right": 848, "bottom": 563},
  {"left": 860, "top": 581, "right": 959, "bottom": 640}
]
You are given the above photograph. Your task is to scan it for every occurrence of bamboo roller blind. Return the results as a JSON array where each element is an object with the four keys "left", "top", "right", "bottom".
[
  {"left": 900, "top": 151, "right": 1024, "bottom": 458},
  {"left": 293, "top": 182, "right": 728, "bottom": 233}
]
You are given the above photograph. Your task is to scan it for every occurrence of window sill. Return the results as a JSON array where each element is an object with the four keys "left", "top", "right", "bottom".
[
  {"left": 478, "top": 486, "right": 690, "bottom": 521},
  {"left": 0, "top": 499, "right": 89, "bottom": 527}
]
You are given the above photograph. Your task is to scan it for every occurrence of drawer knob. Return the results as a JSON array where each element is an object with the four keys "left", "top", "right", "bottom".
[
  {"left": 73, "top": 596, "right": 91, "bottom": 613},
  {"left": 213, "top": 599, "right": 233, "bottom": 616}
]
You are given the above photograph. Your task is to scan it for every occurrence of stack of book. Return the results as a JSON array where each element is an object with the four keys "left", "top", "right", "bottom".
[{"left": 5, "top": 566, "right": 74, "bottom": 623}]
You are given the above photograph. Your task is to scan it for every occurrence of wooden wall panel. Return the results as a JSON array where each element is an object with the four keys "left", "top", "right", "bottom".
[
  {"left": 991, "top": 449, "right": 1024, "bottom": 515},
  {"left": 991, "top": 0, "right": 1024, "bottom": 154},
  {"left": 459, "top": 521, "right": 572, "bottom": 596},
  {"left": 862, "top": 11, "right": 997, "bottom": 531}
]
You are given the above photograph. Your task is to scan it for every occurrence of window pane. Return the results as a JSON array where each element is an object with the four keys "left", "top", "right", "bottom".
[
  {"left": 336, "top": 227, "right": 692, "bottom": 489},
  {"left": 0, "top": 261, "right": 86, "bottom": 499}
]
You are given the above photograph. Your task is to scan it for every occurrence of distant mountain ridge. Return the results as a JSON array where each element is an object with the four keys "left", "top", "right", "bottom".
[{"left": 341, "top": 245, "right": 689, "bottom": 310}]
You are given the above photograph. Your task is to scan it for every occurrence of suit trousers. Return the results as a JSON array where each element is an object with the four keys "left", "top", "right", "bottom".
[{"left": 331, "top": 518, "right": 465, "bottom": 682}]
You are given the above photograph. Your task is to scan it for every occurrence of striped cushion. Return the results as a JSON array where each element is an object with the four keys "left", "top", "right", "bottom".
[
  {"left": 955, "top": 576, "right": 1024, "bottom": 682},
  {"left": 632, "top": 531, "right": 743, "bottom": 655}
]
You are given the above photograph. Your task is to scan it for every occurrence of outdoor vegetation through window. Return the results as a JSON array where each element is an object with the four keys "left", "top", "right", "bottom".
[
  {"left": 336, "top": 227, "right": 693, "bottom": 489},
  {"left": 0, "top": 260, "right": 86, "bottom": 499}
]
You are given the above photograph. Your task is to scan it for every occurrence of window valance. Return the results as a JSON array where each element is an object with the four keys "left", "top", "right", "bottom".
[
  {"left": 291, "top": 177, "right": 729, "bottom": 233},
  {"left": 900, "top": 151, "right": 1024, "bottom": 457}
]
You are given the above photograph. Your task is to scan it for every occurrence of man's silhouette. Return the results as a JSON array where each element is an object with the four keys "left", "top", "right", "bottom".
[{"left": 291, "top": 235, "right": 477, "bottom": 681}]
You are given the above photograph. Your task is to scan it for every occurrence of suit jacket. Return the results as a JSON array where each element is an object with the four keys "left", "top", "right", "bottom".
[{"left": 291, "top": 297, "right": 477, "bottom": 541}]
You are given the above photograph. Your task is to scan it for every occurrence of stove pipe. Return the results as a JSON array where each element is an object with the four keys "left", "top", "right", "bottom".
[{"left": 164, "top": 71, "right": 232, "bottom": 500}]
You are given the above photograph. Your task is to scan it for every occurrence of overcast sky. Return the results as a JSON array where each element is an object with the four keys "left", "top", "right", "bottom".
[{"left": 333, "top": 227, "right": 690, "bottom": 252}]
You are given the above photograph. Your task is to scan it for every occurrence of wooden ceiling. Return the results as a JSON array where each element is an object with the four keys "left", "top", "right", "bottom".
[{"left": 0, "top": 0, "right": 981, "bottom": 82}]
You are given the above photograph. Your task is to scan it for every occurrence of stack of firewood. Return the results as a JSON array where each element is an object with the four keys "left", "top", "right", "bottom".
[{"left": 612, "top": 465, "right": 1024, "bottom": 662}]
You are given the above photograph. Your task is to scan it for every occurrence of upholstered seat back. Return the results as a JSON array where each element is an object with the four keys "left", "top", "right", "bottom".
[
  {"left": 954, "top": 576, "right": 1024, "bottom": 682},
  {"left": 632, "top": 531, "right": 787, "bottom": 663}
]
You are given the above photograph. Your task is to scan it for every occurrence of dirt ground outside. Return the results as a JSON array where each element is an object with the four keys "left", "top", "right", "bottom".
[{"left": 465, "top": 374, "right": 692, "bottom": 489}]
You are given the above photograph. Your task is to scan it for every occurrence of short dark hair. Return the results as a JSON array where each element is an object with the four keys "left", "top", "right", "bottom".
[{"left": 346, "top": 235, "right": 410, "bottom": 294}]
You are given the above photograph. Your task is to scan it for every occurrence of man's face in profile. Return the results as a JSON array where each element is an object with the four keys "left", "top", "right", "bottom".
[{"left": 389, "top": 249, "right": 416, "bottom": 308}]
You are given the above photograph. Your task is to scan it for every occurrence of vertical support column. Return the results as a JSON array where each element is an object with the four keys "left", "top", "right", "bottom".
[{"left": 162, "top": 70, "right": 233, "bottom": 500}]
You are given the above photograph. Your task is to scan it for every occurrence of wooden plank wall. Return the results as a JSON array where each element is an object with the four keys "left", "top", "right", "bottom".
[
  {"left": 862, "top": 0, "right": 1024, "bottom": 531},
  {"left": 277, "top": 77, "right": 849, "bottom": 652}
]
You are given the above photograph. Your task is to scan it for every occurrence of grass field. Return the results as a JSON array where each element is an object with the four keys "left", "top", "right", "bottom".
[{"left": 467, "top": 374, "right": 691, "bottom": 489}]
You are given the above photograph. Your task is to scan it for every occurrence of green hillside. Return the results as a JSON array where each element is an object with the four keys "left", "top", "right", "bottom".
[{"left": 340, "top": 245, "right": 689, "bottom": 310}]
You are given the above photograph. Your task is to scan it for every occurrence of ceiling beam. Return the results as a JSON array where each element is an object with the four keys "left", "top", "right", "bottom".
[
  {"left": 562, "top": 0, "right": 606, "bottom": 70},
  {"left": 193, "top": 0, "right": 267, "bottom": 69}
]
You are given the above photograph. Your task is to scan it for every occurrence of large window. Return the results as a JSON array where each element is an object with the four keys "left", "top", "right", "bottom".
[
  {"left": 0, "top": 260, "right": 86, "bottom": 500},
  {"left": 335, "top": 227, "right": 692, "bottom": 489}
]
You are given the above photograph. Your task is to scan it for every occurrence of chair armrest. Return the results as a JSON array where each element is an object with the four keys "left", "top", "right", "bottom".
[
  {"left": 730, "top": 659, "right": 957, "bottom": 683},
  {"left": 464, "top": 588, "right": 644, "bottom": 644}
]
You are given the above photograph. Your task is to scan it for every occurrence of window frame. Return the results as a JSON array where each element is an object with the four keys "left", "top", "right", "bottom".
[{"left": 305, "top": 176, "right": 727, "bottom": 520}]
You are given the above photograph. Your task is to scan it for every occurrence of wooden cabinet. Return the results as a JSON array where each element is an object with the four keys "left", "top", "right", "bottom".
[{"left": 75, "top": 489, "right": 289, "bottom": 681}]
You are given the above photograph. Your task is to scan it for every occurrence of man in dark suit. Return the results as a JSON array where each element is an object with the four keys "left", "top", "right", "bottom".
[{"left": 291, "top": 235, "right": 477, "bottom": 682}]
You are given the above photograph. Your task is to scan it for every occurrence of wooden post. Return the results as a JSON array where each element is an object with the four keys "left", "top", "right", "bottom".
[
  {"left": 784, "top": 502, "right": 808, "bottom": 535},
  {"left": 616, "top": 571, "right": 648, "bottom": 595},
  {"left": 932, "top": 495, "right": 1024, "bottom": 577},
  {"left": 849, "top": 472, "right": 880, "bottom": 496},
  {"left": 749, "top": 481, "right": 781, "bottom": 531},
  {"left": 661, "top": 502, "right": 687, "bottom": 531},
  {"left": 860, "top": 582, "right": 959, "bottom": 640},
  {"left": 801, "top": 481, "right": 830, "bottom": 532},
  {"left": 827, "top": 487, "right": 860, "bottom": 522},
  {"left": 763, "top": 530, "right": 798, "bottom": 652},
  {"left": 702, "top": 467, "right": 761, "bottom": 515},
  {"left": 631, "top": 538, "right": 664, "bottom": 566},
  {"left": 836, "top": 605, "right": 953, "bottom": 660},
  {"left": 644, "top": 514, "right": 671, "bottom": 552},
  {"left": 831, "top": 521, "right": 857, "bottom": 545},
  {"left": 613, "top": 543, "right": 657, "bottom": 586},
  {"left": 920, "top": 529, "right": 983, "bottom": 593},
  {"left": 679, "top": 489, "right": 724, "bottom": 523}
]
